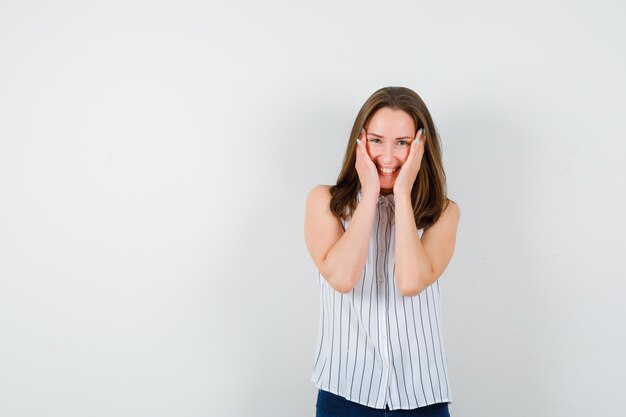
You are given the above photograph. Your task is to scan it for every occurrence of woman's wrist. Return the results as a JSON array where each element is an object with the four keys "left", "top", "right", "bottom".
[
  {"left": 361, "top": 187, "right": 380, "bottom": 201},
  {"left": 393, "top": 190, "right": 412, "bottom": 204}
]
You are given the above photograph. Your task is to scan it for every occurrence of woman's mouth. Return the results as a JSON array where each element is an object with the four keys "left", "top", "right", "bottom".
[{"left": 377, "top": 166, "right": 398, "bottom": 176}]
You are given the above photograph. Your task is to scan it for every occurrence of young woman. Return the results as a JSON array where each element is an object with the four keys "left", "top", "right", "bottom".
[{"left": 304, "top": 87, "right": 460, "bottom": 416}]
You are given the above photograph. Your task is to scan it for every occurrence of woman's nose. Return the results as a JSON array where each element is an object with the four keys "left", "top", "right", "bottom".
[{"left": 380, "top": 144, "right": 395, "bottom": 162}]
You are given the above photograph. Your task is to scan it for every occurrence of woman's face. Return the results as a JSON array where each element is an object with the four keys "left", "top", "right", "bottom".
[{"left": 364, "top": 107, "right": 417, "bottom": 194}]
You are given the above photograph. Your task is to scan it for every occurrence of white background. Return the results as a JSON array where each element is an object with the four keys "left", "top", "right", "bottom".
[{"left": 1, "top": 1, "right": 625, "bottom": 416}]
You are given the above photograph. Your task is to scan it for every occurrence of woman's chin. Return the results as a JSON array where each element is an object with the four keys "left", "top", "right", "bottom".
[{"left": 379, "top": 176, "right": 396, "bottom": 188}]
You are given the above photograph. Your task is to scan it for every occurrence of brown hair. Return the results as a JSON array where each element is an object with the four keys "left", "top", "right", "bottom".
[{"left": 330, "top": 86, "right": 454, "bottom": 230}]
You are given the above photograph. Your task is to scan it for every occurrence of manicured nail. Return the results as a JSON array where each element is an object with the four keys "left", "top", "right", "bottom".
[
  {"left": 356, "top": 138, "right": 361, "bottom": 145},
  {"left": 418, "top": 128, "right": 423, "bottom": 137},
  {"left": 360, "top": 128, "right": 364, "bottom": 135}
]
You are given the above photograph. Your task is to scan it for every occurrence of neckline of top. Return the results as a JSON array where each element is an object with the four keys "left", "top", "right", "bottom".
[{"left": 357, "top": 190, "right": 395, "bottom": 206}]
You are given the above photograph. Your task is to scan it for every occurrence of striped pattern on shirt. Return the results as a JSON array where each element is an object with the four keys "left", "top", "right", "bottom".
[{"left": 311, "top": 191, "right": 453, "bottom": 410}]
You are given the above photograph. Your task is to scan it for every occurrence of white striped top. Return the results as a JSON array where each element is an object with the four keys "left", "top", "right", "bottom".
[{"left": 311, "top": 191, "right": 453, "bottom": 410}]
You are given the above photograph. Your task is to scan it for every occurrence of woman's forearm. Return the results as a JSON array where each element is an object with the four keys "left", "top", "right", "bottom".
[
  {"left": 321, "top": 191, "right": 378, "bottom": 293},
  {"left": 394, "top": 192, "right": 433, "bottom": 296}
]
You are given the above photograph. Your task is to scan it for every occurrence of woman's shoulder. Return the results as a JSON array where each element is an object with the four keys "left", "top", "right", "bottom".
[
  {"left": 305, "top": 185, "right": 344, "bottom": 233},
  {"left": 443, "top": 198, "right": 461, "bottom": 220},
  {"left": 306, "top": 184, "right": 333, "bottom": 205}
]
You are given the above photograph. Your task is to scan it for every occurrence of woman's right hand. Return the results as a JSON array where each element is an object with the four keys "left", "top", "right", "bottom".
[{"left": 355, "top": 128, "right": 380, "bottom": 196}]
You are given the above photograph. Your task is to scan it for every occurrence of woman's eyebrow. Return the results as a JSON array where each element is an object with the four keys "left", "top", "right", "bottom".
[{"left": 367, "top": 132, "right": 414, "bottom": 140}]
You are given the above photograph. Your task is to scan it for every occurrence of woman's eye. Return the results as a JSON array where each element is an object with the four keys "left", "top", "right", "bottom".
[
  {"left": 368, "top": 138, "right": 382, "bottom": 143},
  {"left": 397, "top": 140, "right": 409, "bottom": 146}
]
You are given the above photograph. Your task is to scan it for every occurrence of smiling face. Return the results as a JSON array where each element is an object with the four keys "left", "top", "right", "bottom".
[{"left": 364, "top": 107, "right": 417, "bottom": 194}]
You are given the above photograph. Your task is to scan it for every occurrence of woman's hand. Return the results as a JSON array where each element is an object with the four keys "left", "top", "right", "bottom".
[
  {"left": 393, "top": 128, "right": 425, "bottom": 197},
  {"left": 355, "top": 128, "right": 380, "bottom": 196}
]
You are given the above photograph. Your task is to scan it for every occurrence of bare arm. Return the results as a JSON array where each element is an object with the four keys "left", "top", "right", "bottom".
[
  {"left": 394, "top": 194, "right": 460, "bottom": 296},
  {"left": 304, "top": 185, "right": 378, "bottom": 293}
]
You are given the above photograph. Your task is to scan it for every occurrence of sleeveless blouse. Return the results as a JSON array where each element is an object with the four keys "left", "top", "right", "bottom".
[{"left": 311, "top": 191, "right": 453, "bottom": 410}]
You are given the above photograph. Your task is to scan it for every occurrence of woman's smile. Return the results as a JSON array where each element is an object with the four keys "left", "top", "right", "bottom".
[{"left": 377, "top": 165, "right": 399, "bottom": 176}]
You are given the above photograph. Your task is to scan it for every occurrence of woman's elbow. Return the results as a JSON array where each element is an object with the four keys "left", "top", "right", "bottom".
[
  {"left": 316, "top": 273, "right": 348, "bottom": 294},
  {"left": 398, "top": 277, "right": 426, "bottom": 297},
  {"left": 331, "top": 280, "right": 354, "bottom": 294},
  {"left": 320, "top": 265, "right": 358, "bottom": 294},
  {"left": 322, "top": 272, "right": 356, "bottom": 294}
]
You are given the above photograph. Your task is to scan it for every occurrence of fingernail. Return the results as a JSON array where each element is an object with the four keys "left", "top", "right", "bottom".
[
  {"left": 418, "top": 128, "right": 423, "bottom": 137},
  {"left": 356, "top": 138, "right": 361, "bottom": 145},
  {"left": 360, "top": 128, "right": 364, "bottom": 135}
]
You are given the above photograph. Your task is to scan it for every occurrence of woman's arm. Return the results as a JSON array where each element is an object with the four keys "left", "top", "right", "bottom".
[
  {"left": 304, "top": 185, "right": 378, "bottom": 293},
  {"left": 394, "top": 195, "right": 460, "bottom": 296}
]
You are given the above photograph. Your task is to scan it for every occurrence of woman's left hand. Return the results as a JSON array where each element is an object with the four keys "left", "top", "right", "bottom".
[{"left": 393, "top": 128, "right": 425, "bottom": 197}]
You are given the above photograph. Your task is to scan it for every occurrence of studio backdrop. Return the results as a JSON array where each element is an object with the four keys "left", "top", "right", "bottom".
[{"left": 1, "top": 1, "right": 624, "bottom": 416}]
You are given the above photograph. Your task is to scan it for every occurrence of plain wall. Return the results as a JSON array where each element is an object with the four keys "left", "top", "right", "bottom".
[{"left": 1, "top": 1, "right": 625, "bottom": 416}]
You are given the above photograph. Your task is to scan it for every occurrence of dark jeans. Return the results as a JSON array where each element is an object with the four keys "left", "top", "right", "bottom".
[{"left": 316, "top": 389, "right": 451, "bottom": 417}]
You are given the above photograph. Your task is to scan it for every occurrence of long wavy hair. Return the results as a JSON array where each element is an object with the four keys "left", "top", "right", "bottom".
[{"left": 330, "top": 86, "right": 453, "bottom": 230}]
